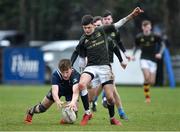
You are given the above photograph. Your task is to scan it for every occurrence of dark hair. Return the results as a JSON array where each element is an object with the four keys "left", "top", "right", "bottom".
[
  {"left": 81, "top": 15, "right": 93, "bottom": 25},
  {"left": 142, "top": 20, "right": 151, "bottom": 26},
  {"left": 58, "top": 59, "right": 71, "bottom": 71},
  {"left": 103, "top": 10, "right": 112, "bottom": 17},
  {"left": 93, "top": 16, "right": 102, "bottom": 23}
]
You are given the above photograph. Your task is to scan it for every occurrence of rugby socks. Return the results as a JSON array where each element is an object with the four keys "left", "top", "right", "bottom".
[
  {"left": 107, "top": 103, "right": 115, "bottom": 118},
  {"left": 80, "top": 89, "right": 90, "bottom": 114},
  {"left": 118, "top": 107, "right": 125, "bottom": 116},
  {"left": 29, "top": 103, "right": 47, "bottom": 115},
  {"left": 143, "top": 83, "right": 150, "bottom": 99}
]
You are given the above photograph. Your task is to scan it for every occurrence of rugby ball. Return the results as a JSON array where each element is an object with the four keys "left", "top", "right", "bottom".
[{"left": 61, "top": 106, "right": 76, "bottom": 123}]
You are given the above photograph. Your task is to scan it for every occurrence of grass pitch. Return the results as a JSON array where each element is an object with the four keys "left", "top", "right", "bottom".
[{"left": 0, "top": 85, "right": 180, "bottom": 131}]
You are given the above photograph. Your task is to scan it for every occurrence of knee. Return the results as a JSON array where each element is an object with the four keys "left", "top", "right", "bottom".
[
  {"left": 78, "top": 83, "right": 86, "bottom": 91},
  {"left": 107, "top": 97, "right": 115, "bottom": 105},
  {"left": 150, "top": 80, "right": 155, "bottom": 85}
]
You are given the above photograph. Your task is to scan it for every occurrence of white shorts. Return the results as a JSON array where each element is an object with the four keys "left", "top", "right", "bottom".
[
  {"left": 91, "top": 77, "right": 101, "bottom": 88},
  {"left": 140, "top": 59, "right": 157, "bottom": 73},
  {"left": 83, "top": 65, "right": 113, "bottom": 87}
]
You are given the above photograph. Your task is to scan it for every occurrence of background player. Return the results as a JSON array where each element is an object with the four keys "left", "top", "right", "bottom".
[{"left": 132, "top": 20, "right": 165, "bottom": 103}]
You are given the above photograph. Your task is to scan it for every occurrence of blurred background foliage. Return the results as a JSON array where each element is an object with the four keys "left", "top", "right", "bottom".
[{"left": 0, "top": 0, "right": 179, "bottom": 52}]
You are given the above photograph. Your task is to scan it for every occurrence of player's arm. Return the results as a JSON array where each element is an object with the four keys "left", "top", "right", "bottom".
[
  {"left": 117, "top": 39, "right": 131, "bottom": 61},
  {"left": 71, "top": 43, "right": 81, "bottom": 66},
  {"left": 113, "top": 45, "right": 127, "bottom": 69},
  {"left": 52, "top": 85, "right": 64, "bottom": 109},
  {"left": 115, "top": 31, "right": 126, "bottom": 52},
  {"left": 67, "top": 83, "right": 80, "bottom": 110},
  {"left": 155, "top": 38, "right": 166, "bottom": 59},
  {"left": 114, "top": 7, "right": 144, "bottom": 28},
  {"left": 71, "top": 50, "right": 79, "bottom": 66}
]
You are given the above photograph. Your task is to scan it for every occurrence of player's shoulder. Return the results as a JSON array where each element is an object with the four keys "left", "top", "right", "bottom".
[{"left": 52, "top": 68, "right": 63, "bottom": 79}]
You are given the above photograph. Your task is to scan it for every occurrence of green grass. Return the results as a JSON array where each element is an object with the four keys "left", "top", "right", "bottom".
[{"left": 0, "top": 85, "right": 180, "bottom": 131}]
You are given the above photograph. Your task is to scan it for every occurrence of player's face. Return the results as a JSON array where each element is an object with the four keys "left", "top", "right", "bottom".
[
  {"left": 93, "top": 20, "right": 103, "bottom": 27},
  {"left": 103, "top": 15, "right": 113, "bottom": 25},
  {"left": 142, "top": 24, "right": 152, "bottom": 35},
  {"left": 61, "top": 69, "right": 72, "bottom": 80},
  {"left": 82, "top": 24, "right": 95, "bottom": 35}
]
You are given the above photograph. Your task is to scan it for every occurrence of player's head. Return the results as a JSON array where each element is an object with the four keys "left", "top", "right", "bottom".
[
  {"left": 141, "top": 20, "right": 152, "bottom": 35},
  {"left": 81, "top": 14, "right": 95, "bottom": 35},
  {"left": 93, "top": 16, "right": 103, "bottom": 27},
  {"left": 102, "top": 10, "right": 113, "bottom": 25},
  {"left": 58, "top": 59, "right": 72, "bottom": 80}
]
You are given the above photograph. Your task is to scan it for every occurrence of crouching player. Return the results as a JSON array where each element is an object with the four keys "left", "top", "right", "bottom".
[{"left": 24, "top": 59, "right": 88, "bottom": 124}]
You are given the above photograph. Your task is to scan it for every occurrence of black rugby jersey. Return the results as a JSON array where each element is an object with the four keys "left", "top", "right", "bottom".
[
  {"left": 135, "top": 32, "right": 162, "bottom": 61},
  {"left": 79, "top": 25, "right": 116, "bottom": 66}
]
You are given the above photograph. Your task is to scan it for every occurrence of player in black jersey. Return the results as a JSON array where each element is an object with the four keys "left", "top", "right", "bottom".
[
  {"left": 132, "top": 20, "right": 165, "bottom": 103},
  {"left": 24, "top": 59, "right": 90, "bottom": 124},
  {"left": 90, "top": 13, "right": 129, "bottom": 121},
  {"left": 69, "top": 7, "right": 143, "bottom": 126},
  {"left": 88, "top": 15, "right": 125, "bottom": 111}
]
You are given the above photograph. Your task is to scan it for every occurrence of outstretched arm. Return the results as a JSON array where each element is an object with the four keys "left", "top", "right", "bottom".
[
  {"left": 114, "top": 7, "right": 144, "bottom": 28},
  {"left": 67, "top": 84, "right": 79, "bottom": 110},
  {"left": 52, "top": 85, "right": 64, "bottom": 109}
]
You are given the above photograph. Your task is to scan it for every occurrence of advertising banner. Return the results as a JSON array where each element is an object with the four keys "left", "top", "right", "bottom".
[{"left": 3, "top": 48, "right": 45, "bottom": 84}]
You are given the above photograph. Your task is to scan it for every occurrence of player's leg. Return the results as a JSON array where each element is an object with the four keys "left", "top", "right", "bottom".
[
  {"left": 79, "top": 71, "right": 93, "bottom": 125},
  {"left": 88, "top": 87, "right": 97, "bottom": 112},
  {"left": 149, "top": 61, "right": 157, "bottom": 85},
  {"left": 24, "top": 96, "right": 54, "bottom": 124},
  {"left": 89, "top": 78, "right": 101, "bottom": 112},
  {"left": 113, "top": 85, "right": 128, "bottom": 121},
  {"left": 149, "top": 72, "right": 156, "bottom": 85},
  {"left": 103, "top": 83, "right": 121, "bottom": 125},
  {"left": 142, "top": 68, "right": 151, "bottom": 103},
  {"left": 99, "top": 65, "right": 121, "bottom": 125},
  {"left": 91, "top": 85, "right": 103, "bottom": 111},
  {"left": 141, "top": 59, "right": 152, "bottom": 103}
]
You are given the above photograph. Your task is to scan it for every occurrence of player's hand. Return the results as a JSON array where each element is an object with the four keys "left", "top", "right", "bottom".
[
  {"left": 56, "top": 100, "right": 64, "bottom": 110},
  {"left": 155, "top": 53, "right": 162, "bottom": 59},
  {"left": 66, "top": 101, "right": 76, "bottom": 111},
  {"left": 120, "top": 61, "right": 127, "bottom": 69},
  {"left": 132, "top": 7, "right": 144, "bottom": 17}
]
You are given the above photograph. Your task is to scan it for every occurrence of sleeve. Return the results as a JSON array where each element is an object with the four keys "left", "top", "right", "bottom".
[
  {"left": 71, "top": 44, "right": 80, "bottom": 66},
  {"left": 51, "top": 72, "right": 60, "bottom": 85},
  {"left": 79, "top": 43, "right": 87, "bottom": 58},
  {"left": 113, "top": 45, "right": 123, "bottom": 63},
  {"left": 115, "top": 30, "right": 126, "bottom": 53}
]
